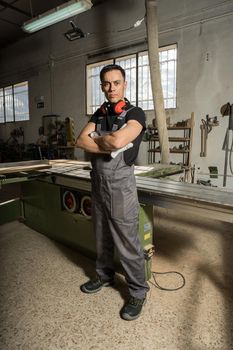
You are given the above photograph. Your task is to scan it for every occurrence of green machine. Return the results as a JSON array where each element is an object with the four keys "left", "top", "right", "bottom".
[
  {"left": 1, "top": 160, "right": 184, "bottom": 280},
  {"left": 20, "top": 176, "right": 154, "bottom": 280}
]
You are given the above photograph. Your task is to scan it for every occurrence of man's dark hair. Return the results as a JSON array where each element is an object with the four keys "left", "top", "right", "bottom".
[{"left": 100, "top": 64, "right": 126, "bottom": 82}]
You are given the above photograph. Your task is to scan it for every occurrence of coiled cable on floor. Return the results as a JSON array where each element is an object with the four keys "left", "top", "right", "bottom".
[{"left": 149, "top": 271, "right": 186, "bottom": 291}]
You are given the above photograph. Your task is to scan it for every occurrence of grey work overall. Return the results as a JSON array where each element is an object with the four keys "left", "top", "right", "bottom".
[{"left": 90, "top": 111, "right": 149, "bottom": 299}]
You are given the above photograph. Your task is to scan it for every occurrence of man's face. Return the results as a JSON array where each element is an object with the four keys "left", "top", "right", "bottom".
[{"left": 101, "top": 69, "right": 127, "bottom": 103}]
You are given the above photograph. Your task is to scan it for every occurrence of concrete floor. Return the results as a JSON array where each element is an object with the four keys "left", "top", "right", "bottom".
[{"left": 0, "top": 210, "right": 233, "bottom": 350}]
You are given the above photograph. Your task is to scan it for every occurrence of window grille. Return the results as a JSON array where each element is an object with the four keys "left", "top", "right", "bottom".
[
  {"left": 86, "top": 44, "right": 177, "bottom": 114},
  {"left": 0, "top": 81, "right": 29, "bottom": 123}
]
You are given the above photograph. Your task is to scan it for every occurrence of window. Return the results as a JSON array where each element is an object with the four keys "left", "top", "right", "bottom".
[
  {"left": 115, "top": 54, "right": 137, "bottom": 106},
  {"left": 86, "top": 60, "right": 113, "bottom": 115},
  {"left": 0, "top": 81, "right": 29, "bottom": 123},
  {"left": 138, "top": 52, "right": 153, "bottom": 110},
  {"left": 5, "top": 86, "right": 14, "bottom": 122},
  {"left": 159, "top": 44, "right": 177, "bottom": 108},
  {"left": 86, "top": 44, "right": 177, "bottom": 114},
  {"left": 0, "top": 89, "right": 4, "bottom": 123}
]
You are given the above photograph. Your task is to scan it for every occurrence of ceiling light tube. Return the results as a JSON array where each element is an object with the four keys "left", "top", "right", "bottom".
[{"left": 22, "top": 0, "right": 93, "bottom": 33}]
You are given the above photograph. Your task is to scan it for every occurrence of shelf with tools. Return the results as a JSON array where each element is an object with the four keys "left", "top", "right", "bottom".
[{"left": 147, "top": 112, "right": 194, "bottom": 169}]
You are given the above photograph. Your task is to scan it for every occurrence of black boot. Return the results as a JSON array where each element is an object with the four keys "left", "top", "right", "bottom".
[
  {"left": 121, "top": 297, "right": 146, "bottom": 321},
  {"left": 80, "top": 276, "right": 114, "bottom": 294}
]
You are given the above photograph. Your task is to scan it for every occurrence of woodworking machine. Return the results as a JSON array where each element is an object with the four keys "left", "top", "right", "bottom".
[
  {"left": 2, "top": 160, "right": 176, "bottom": 279},
  {"left": 20, "top": 162, "right": 155, "bottom": 279},
  {"left": 2, "top": 159, "right": 233, "bottom": 281}
]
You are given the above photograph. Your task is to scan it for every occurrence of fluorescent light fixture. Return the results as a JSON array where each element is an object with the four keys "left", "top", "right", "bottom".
[{"left": 22, "top": 0, "right": 93, "bottom": 33}]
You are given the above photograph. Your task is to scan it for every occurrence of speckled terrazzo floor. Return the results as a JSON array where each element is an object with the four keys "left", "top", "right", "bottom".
[{"left": 0, "top": 213, "right": 233, "bottom": 350}]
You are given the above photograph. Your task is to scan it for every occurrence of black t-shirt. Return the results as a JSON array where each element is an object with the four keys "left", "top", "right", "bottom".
[{"left": 89, "top": 100, "right": 146, "bottom": 165}]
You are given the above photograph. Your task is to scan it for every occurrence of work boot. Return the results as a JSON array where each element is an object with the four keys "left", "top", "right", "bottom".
[
  {"left": 120, "top": 297, "right": 146, "bottom": 321},
  {"left": 80, "top": 276, "right": 114, "bottom": 294}
]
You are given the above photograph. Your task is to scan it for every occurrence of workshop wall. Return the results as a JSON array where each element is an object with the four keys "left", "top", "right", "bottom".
[{"left": 0, "top": 0, "right": 233, "bottom": 187}]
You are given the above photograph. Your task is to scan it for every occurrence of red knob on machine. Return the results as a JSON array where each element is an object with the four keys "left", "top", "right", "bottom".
[
  {"left": 80, "top": 195, "right": 92, "bottom": 218},
  {"left": 63, "top": 191, "right": 79, "bottom": 213}
]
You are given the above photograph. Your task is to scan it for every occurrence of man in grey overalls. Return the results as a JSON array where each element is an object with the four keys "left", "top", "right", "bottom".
[{"left": 76, "top": 64, "right": 149, "bottom": 321}]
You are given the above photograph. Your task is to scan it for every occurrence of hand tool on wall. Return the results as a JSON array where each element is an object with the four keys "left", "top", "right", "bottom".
[
  {"left": 221, "top": 103, "right": 233, "bottom": 186},
  {"left": 200, "top": 115, "right": 219, "bottom": 157}
]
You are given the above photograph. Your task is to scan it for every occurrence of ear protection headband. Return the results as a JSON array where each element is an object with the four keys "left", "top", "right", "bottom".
[
  {"left": 100, "top": 99, "right": 126, "bottom": 115},
  {"left": 114, "top": 100, "right": 126, "bottom": 114}
]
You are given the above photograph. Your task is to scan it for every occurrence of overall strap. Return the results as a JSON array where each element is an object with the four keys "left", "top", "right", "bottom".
[
  {"left": 111, "top": 106, "right": 135, "bottom": 131},
  {"left": 96, "top": 116, "right": 104, "bottom": 132}
]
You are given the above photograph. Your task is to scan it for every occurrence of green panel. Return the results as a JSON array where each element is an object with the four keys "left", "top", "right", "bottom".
[
  {"left": 138, "top": 204, "right": 153, "bottom": 247},
  {"left": 138, "top": 204, "right": 154, "bottom": 280},
  {"left": 137, "top": 164, "right": 182, "bottom": 178},
  {"left": 21, "top": 181, "right": 95, "bottom": 258},
  {"left": 21, "top": 180, "right": 154, "bottom": 280},
  {"left": 0, "top": 199, "right": 21, "bottom": 225}
]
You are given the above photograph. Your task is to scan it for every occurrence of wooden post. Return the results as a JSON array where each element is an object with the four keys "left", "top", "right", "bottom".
[{"left": 145, "top": 0, "right": 170, "bottom": 164}]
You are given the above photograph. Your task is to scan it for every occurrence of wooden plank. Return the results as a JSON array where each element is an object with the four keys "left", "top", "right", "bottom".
[{"left": 0, "top": 160, "right": 51, "bottom": 174}]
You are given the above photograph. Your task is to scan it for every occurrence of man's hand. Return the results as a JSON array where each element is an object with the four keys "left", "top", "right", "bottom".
[{"left": 75, "top": 122, "right": 110, "bottom": 154}]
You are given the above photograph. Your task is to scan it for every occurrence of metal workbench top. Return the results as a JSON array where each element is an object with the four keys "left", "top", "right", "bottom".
[
  {"left": 46, "top": 160, "right": 233, "bottom": 223},
  {"left": 1, "top": 159, "right": 233, "bottom": 222}
]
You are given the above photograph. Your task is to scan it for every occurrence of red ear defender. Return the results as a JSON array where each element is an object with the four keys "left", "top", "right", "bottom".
[{"left": 114, "top": 100, "right": 126, "bottom": 114}]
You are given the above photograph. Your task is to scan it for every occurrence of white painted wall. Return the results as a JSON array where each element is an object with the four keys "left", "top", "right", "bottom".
[{"left": 0, "top": 0, "right": 233, "bottom": 188}]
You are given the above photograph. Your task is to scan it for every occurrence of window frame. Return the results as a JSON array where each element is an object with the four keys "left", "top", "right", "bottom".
[
  {"left": 0, "top": 81, "right": 30, "bottom": 124},
  {"left": 86, "top": 43, "right": 177, "bottom": 115}
]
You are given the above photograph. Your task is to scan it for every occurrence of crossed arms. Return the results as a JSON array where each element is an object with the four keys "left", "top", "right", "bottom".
[{"left": 75, "top": 120, "right": 143, "bottom": 154}]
